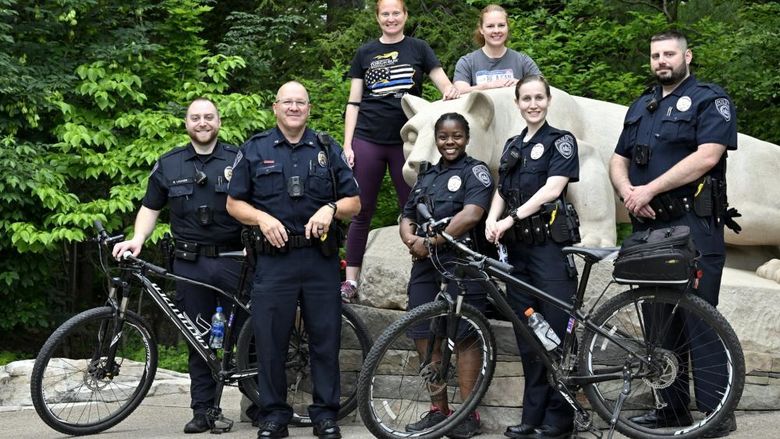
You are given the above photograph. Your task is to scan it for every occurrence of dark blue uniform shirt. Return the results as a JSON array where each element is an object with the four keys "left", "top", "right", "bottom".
[
  {"left": 228, "top": 127, "right": 359, "bottom": 234},
  {"left": 615, "top": 75, "right": 737, "bottom": 196},
  {"left": 403, "top": 154, "right": 493, "bottom": 232},
  {"left": 142, "top": 142, "right": 242, "bottom": 247},
  {"left": 498, "top": 121, "right": 579, "bottom": 205}
]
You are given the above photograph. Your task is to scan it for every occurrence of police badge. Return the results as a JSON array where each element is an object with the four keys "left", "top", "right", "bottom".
[
  {"left": 317, "top": 151, "right": 328, "bottom": 167},
  {"left": 447, "top": 175, "right": 462, "bottom": 192},
  {"left": 224, "top": 166, "right": 233, "bottom": 181},
  {"left": 530, "top": 143, "right": 545, "bottom": 160}
]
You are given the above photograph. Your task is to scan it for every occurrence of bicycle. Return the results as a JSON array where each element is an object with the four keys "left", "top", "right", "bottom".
[
  {"left": 30, "top": 221, "right": 372, "bottom": 436},
  {"left": 357, "top": 205, "right": 744, "bottom": 439}
]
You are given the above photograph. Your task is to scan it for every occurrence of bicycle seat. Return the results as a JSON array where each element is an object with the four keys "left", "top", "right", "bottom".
[{"left": 562, "top": 246, "right": 620, "bottom": 264}]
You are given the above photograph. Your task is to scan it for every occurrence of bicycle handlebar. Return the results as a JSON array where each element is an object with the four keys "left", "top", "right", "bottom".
[
  {"left": 120, "top": 251, "right": 169, "bottom": 276},
  {"left": 93, "top": 220, "right": 125, "bottom": 247},
  {"left": 416, "top": 203, "right": 514, "bottom": 274}
]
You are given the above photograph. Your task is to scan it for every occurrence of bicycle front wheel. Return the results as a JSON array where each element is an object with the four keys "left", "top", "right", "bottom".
[
  {"left": 357, "top": 301, "right": 496, "bottom": 439},
  {"left": 30, "top": 306, "right": 158, "bottom": 436},
  {"left": 579, "top": 288, "right": 744, "bottom": 439},
  {"left": 236, "top": 304, "right": 372, "bottom": 426}
]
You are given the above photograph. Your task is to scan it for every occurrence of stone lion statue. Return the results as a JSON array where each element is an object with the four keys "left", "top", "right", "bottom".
[{"left": 400, "top": 86, "right": 780, "bottom": 282}]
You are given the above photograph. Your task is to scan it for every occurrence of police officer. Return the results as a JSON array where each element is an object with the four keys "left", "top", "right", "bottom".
[
  {"left": 226, "top": 81, "right": 360, "bottom": 439},
  {"left": 609, "top": 31, "right": 739, "bottom": 438},
  {"left": 485, "top": 75, "right": 579, "bottom": 439},
  {"left": 399, "top": 112, "right": 493, "bottom": 439},
  {"left": 112, "top": 98, "right": 244, "bottom": 433}
]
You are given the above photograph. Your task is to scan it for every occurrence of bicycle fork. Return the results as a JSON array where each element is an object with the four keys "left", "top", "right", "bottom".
[{"left": 420, "top": 279, "right": 462, "bottom": 396}]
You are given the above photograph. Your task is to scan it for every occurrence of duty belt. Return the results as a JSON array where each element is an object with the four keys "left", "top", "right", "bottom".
[
  {"left": 252, "top": 233, "right": 315, "bottom": 256},
  {"left": 649, "top": 194, "right": 693, "bottom": 222},
  {"left": 175, "top": 240, "right": 243, "bottom": 258}
]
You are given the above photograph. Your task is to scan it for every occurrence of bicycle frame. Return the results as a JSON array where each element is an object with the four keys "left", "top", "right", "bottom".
[
  {"left": 424, "top": 230, "right": 679, "bottom": 430},
  {"left": 105, "top": 251, "right": 253, "bottom": 384}
]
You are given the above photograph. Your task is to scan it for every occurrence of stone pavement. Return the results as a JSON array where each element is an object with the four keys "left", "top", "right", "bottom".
[{"left": 4, "top": 386, "right": 779, "bottom": 439}]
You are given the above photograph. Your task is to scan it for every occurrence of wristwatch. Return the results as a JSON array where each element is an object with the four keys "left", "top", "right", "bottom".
[
  {"left": 508, "top": 208, "right": 518, "bottom": 221},
  {"left": 327, "top": 202, "right": 338, "bottom": 217}
]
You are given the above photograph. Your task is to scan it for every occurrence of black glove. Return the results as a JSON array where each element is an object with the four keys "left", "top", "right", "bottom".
[{"left": 724, "top": 207, "right": 742, "bottom": 234}]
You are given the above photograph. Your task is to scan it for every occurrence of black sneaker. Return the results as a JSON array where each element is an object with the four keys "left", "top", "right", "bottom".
[
  {"left": 447, "top": 411, "right": 481, "bottom": 439},
  {"left": 405, "top": 407, "right": 450, "bottom": 432},
  {"left": 256, "top": 421, "right": 289, "bottom": 439},
  {"left": 183, "top": 414, "right": 212, "bottom": 433},
  {"left": 313, "top": 419, "right": 342, "bottom": 439}
]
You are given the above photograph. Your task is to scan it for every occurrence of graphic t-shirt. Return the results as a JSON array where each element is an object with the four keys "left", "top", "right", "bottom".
[
  {"left": 454, "top": 48, "right": 540, "bottom": 87},
  {"left": 349, "top": 37, "right": 440, "bottom": 145}
]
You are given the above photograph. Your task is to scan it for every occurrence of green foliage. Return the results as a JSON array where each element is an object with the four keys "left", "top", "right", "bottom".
[
  {"left": 0, "top": 350, "right": 30, "bottom": 366},
  {"left": 156, "top": 343, "right": 190, "bottom": 373},
  {"left": 0, "top": 1, "right": 273, "bottom": 335},
  {"left": 1, "top": 0, "right": 778, "bottom": 343}
]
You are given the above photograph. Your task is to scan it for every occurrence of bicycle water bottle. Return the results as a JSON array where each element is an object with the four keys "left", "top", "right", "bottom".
[
  {"left": 524, "top": 307, "right": 560, "bottom": 351},
  {"left": 209, "top": 307, "right": 226, "bottom": 349}
]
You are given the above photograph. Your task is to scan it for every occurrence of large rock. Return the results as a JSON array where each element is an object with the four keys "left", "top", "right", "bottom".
[{"left": 0, "top": 359, "right": 190, "bottom": 411}]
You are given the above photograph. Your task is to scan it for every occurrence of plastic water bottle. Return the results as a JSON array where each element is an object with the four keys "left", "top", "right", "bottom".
[
  {"left": 524, "top": 307, "right": 560, "bottom": 351},
  {"left": 209, "top": 307, "right": 226, "bottom": 349}
]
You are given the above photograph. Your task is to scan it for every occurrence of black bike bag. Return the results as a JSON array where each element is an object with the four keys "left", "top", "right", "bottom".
[{"left": 613, "top": 226, "right": 697, "bottom": 285}]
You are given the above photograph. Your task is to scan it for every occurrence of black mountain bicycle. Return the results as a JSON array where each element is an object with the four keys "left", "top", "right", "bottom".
[
  {"left": 356, "top": 205, "right": 744, "bottom": 439},
  {"left": 30, "top": 222, "right": 371, "bottom": 436}
]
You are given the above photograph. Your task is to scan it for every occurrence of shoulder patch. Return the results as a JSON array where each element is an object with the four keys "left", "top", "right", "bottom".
[
  {"left": 715, "top": 98, "right": 731, "bottom": 122},
  {"left": 232, "top": 150, "right": 244, "bottom": 168},
  {"left": 472, "top": 164, "right": 492, "bottom": 188},
  {"left": 554, "top": 134, "right": 576, "bottom": 159}
]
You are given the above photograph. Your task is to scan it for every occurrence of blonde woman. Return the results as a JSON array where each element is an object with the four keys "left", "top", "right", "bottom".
[{"left": 453, "top": 4, "right": 540, "bottom": 94}]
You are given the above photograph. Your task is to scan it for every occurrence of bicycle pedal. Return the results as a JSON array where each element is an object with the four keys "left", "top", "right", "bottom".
[{"left": 210, "top": 416, "right": 234, "bottom": 434}]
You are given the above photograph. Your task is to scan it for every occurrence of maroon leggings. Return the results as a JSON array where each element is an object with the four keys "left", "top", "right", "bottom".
[{"left": 345, "top": 137, "right": 411, "bottom": 267}]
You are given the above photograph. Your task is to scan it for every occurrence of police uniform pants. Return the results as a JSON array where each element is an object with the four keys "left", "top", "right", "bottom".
[
  {"left": 252, "top": 246, "right": 341, "bottom": 425},
  {"left": 505, "top": 240, "right": 576, "bottom": 428},
  {"left": 173, "top": 255, "right": 242, "bottom": 415},
  {"left": 633, "top": 213, "right": 729, "bottom": 413}
]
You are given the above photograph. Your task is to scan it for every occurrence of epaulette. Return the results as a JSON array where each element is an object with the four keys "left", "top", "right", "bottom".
[
  {"left": 159, "top": 145, "right": 189, "bottom": 160},
  {"left": 504, "top": 135, "right": 521, "bottom": 147},
  {"left": 696, "top": 82, "right": 728, "bottom": 97},
  {"left": 221, "top": 142, "right": 238, "bottom": 152},
  {"left": 246, "top": 130, "right": 272, "bottom": 143},
  {"left": 641, "top": 84, "right": 656, "bottom": 96}
]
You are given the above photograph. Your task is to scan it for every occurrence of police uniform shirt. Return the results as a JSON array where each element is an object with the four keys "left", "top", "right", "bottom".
[
  {"left": 228, "top": 127, "right": 359, "bottom": 234},
  {"left": 498, "top": 122, "right": 579, "bottom": 203},
  {"left": 402, "top": 154, "right": 494, "bottom": 230},
  {"left": 142, "top": 142, "right": 242, "bottom": 246},
  {"left": 615, "top": 75, "right": 738, "bottom": 194}
]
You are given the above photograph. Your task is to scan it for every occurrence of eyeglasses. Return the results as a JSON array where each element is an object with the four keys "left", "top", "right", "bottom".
[{"left": 276, "top": 99, "right": 309, "bottom": 108}]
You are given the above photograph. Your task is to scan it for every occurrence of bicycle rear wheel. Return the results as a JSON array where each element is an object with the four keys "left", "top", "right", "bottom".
[
  {"left": 30, "top": 306, "right": 158, "bottom": 436},
  {"left": 236, "top": 304, "right": 372, "bottom": 426},
  {"left": 579, "top": 288, "right": 744, "bottom": 439},
  {"left": 357, "top": 301, "right": 496, "bottom": 439}
]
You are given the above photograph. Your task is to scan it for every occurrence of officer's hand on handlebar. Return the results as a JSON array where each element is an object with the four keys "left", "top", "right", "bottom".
[{"left": 112, "top": 238, "right": 143, "bottom": 260}]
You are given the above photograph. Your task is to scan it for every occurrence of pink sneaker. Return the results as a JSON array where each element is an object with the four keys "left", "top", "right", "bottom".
[{"left": 340, "top": 281, "right": 358, "bottom": 303}]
